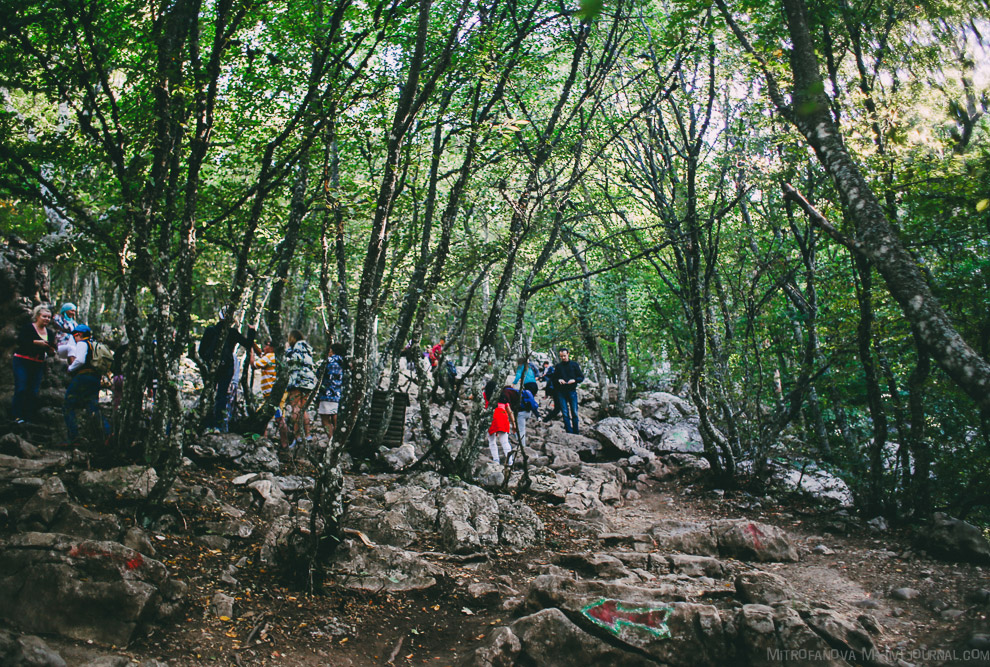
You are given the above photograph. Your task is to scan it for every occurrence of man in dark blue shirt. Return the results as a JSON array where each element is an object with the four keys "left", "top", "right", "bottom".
[{"left": 554, "top": 348, "right": 584, "bottom": 434}]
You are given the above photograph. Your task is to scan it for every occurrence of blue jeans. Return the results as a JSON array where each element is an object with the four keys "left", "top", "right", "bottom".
[
  {"left": 559, "top": 390, "right": 579, "bottom": 434},
  {"left": 12, "top": 356, "right": 45, "bottom": 421},
  {"left": 65, "top": 373, "right": 109, "bottom": 442},
  {"left": 206, "top": 369, "right": 235, "bottom": 431}
]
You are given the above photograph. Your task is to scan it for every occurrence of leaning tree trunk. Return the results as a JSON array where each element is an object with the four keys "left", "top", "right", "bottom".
[
  {"left": 777, "top": 0, "right": 990, "bottom": 412},
  {"left": 718, "top": 0, "right": 990, "bottom": 414}
]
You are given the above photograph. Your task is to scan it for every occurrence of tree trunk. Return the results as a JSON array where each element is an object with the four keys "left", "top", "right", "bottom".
[{"left": 776, "top": 0, "right": 990, "bottom": 413}]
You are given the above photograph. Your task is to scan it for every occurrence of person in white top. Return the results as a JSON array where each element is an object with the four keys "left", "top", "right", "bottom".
[{"left": 63, "top": 324, "right": 109, "bottom": 445}]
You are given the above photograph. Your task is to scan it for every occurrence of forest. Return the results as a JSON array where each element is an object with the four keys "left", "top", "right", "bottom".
[{"left": 2, "top": 0, "right": 990, "bottom": 661}]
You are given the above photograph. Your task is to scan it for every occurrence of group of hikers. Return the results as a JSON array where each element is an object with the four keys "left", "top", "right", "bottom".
[
  {"left": 198, "top": 309, "right": 347, "bottom": 452},
  {"left": 10, "top": 301, "right": 586, "bottom": 466},
  {"left": 482, "top": 348, "right": 585, "bottom": 465},
  {"left": 10, "top": 302, "right": 115, "bottom": 445}
]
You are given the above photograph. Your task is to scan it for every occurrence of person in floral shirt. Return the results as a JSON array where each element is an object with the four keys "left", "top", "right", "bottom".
[
  {"left": 284, "top": 330, "right": 316, "bottom": 448},
  {"left": 317, "top": 342, "right": 347, "bottom": 441}
]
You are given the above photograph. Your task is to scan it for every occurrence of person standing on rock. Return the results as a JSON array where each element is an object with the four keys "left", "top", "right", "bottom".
[
  {"left": 52, "top": 302, "right": 78, "bottom": 349},
  {"left": 317, "top": 342, "right": 346, "bottom": 442},
  {"left": 11, "top": 304, "right": 58, "bottom": 425},
  {"left": 63, "top": 324, "right": 110, "bottom": 444},
  {"left": 482, "top": 380, "right": 513, "bottom": 465},
  {"left": 542, "top": 360, "right": 562, "bottom": 423},
  {"left": 284, "top": 329, "right": 317, "bottom": 448},
  {"left": 513, "top": 356, "right": 540, "bottom": 396},
  {"left": 554, "top": 348, "right": 584, "bottom": 434},
  {"left": 199, "top": 308, "right": 259, "bottom": 432}
]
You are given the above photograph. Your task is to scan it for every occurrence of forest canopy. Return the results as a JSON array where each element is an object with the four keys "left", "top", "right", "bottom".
[{"left": 2, "top": 0, "right": 989, "bottom": 524}]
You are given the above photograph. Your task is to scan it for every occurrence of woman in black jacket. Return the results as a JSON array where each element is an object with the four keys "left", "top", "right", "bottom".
[{"left": 11, "top": 305, "right": 57, "bottom": 424}]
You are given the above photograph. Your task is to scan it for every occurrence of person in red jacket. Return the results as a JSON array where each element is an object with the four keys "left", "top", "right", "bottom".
[{"left": 482, "top": 378, "right": 513, "bottom": 465}]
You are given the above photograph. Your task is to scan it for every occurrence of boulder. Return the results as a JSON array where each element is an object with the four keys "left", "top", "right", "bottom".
[
  {"left": 496, "top": 497, "right": 544, "bottom": 550},
  {"left": 0, "top": 533, "right": 185, "bottom": 646},
  {"left": 0, "top": 453, "right": 71, "bottom": 482},
  {"left": 632, "top": 392, "right": 695, "bottom": 422},
  {"left": 19, "top": 477, "right": 70, "bottom": 526},
  {"left": 343, "top": 506, "right": 418, "bottom": 548},
  {"left": 525, "top": 467, "right": 569, "bottom": 503},
  {"left": 518, "top": 575, "right": 728, "bottom": 666},
  {"left": 802, "top": 608, "right": 887, "bottom": 666},
  {"left": 590, "top": 418, "right": 650, "bottom": 457},
  {"left": 544, "top": 432, "right": 601, "bottom": 459},
  {"left": 47, "top": 503, "right": 122, "bottom": 541},
  {"left": 258, "top": 515, "right": 323, "bottom": 574},
  {"left": 0, "top": 433, "right": 40, "bottom": 459},
  {"left": 436, "top": 484, "right": 499, "bottom": 553},
  {"left": 655, "top": 422, "right": 705, "bottom": 454},
  {"left": 329, "top": 539, "right": 442, "bottom": 592},
  {"left": 667, "top": 554, "right": 728, "bottom": 578},
  {"left": 553, "top": 553, "right": 637, "bottom": 581},
  {"left": 921, "top": 513, "right": 990, "bottom": 564},
  {"left": 383, "top": 484, "right": 438, "bottom": 532},
  {"left": 187, "top": 433, "right": 280, "bottom": 472},
  {"left": 76, "top": 466, "right": 158, "bottom": 503},
  {"left": 712, "top": 520, "right": 798, "bottom": 562},
  {"left": 779, "top": 464, "right": 854, "bottom": 508},
  {"left": 0, "top": 629, "right": 67, "bottom": 667},
  {"left": 649, "top": 520, "right": 718, "bottom": 556},
  {"left": 383, "top": 443, "right": 417, "bottom": 471},
  {"left": 734, "top": 571, "right": 792, "bottom": 604},
  {"left": 491, "top": 608, "right": 658, "bottom": 667}
]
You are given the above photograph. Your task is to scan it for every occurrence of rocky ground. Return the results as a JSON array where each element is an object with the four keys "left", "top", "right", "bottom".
[{"left": 1, "top": 382, "right": 989, "bottom": 666}]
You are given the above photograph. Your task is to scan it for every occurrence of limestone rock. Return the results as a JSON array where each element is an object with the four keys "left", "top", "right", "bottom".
[
  {"left": 19, "top": 477, "right": 70, "bottom": 525},
  {"left": 921, "top": 513, "right": 990, "bottom": 564},
  {"left": 668, "top": 554, "right": 728, "bottom": 578},
  {"left": 590, "top": 418, "right": 650, "bottom": 457},
  {"left": 76, "top": 466, "right": 158, "bottom": 503},
  {"left": 0, "top": 629, "right": 67, "bottom": 667},
  {"left": 649, "top": 520, "right": 718, "bottom": 556},
  {"left": 329, "top": 539, "right": 441, "bottom": 592},
  {"left": 735, "top": 571, "right": 792, "bottom": 604},
  {"left": 436, "top": 484, "right": 499, "bottom": 553},
  {"left": 188, "top": 433, "right": 280, "bottom": 472},
  {"left": 501, "top": 608, "right": 657, "bottom": 667},
  {"left": 0, "top": 533, "right": 185, "bottom": 646},
  {"left": 712, "top": 520, "right": 799, "bottom": 562},
  {"left": 497, "top": 496, "right": 544, "bottom": 550}
]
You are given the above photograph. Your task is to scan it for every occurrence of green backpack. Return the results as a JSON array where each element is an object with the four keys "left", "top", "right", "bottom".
[{"left": 86, "top": 340, "right": 115, "bottom": 374}]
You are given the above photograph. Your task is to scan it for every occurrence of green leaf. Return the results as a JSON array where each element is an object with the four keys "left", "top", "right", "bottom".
[{"left": 977, "top": 199, "right": 989, "bottom": 213}]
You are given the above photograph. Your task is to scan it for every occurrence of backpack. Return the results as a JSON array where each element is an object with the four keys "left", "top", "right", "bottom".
[
  {"left": 86, "top": 340, "right": 115, "bottom": 374},
  {"left": 444, "top": 359, "right": 458, "bottom": 379},
  {"left": 520, "top": 389, "right": 540, "bottom": 415}
]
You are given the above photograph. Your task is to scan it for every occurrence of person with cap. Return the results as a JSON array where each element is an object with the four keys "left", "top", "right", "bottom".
[
  {"left": 53, "top": 303, "right": 78, "bottom": 348},
  {"left": 11, "top": 304, "right": 58, "bottom": 424},
  {"left": 63, "top": 324, "right": 110, "bottom": 444},
  {"left": 199, "top": 308, "right": 258, "bottom": 432}
]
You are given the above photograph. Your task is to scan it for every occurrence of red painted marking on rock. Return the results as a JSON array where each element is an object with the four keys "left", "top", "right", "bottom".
[{"left": 745, "top": 523, "right": 765, "bottom": 550}]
